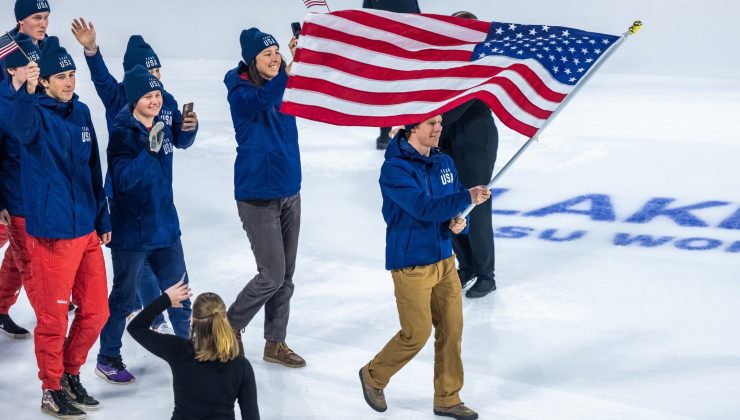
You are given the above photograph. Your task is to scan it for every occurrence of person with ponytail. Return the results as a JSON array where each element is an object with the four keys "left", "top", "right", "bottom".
[{"left": 127, "top": 280, "right": 260, "bottom": 419}]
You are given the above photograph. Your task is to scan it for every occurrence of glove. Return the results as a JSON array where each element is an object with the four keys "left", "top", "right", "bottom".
[{"left": 149, "top": 121, "right": 165, "bottom": 153}]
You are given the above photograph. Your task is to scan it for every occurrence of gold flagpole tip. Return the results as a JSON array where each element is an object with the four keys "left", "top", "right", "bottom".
[{"left": 629, "top": 21, "right": 643, "bottom": 34}]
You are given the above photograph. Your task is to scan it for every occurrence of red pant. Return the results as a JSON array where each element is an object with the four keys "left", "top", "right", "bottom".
[
  {"left": 0, "top": 217, "right": 31, "bottom": 314},
  {"left": 27, "top": 231, "right": 109, "bottom": 390}
]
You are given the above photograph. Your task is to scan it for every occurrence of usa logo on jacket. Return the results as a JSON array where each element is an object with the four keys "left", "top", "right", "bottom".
[
  {"left": 160, "top": 109, "right": 173, "bottom": 126},
  {"left": 440, "top": 167, "right": 454, "bottom": 185},
  {"left": 162, "top": 135, "right": 173, "bottom": 155},
  {"left": 81, "top": 126, "right": 91, "bottom": 142}
]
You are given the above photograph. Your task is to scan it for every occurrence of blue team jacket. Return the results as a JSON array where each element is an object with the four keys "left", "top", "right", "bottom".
[
  {"left": 106, "top": 108, "right": 194, "bottom": 250},
  {"left": 224, "top": 65, "right": 301, "bottom": 201},
  {"left": 11, "top": 88, "right": 110, "bottom": 239},
  {"left": 380, "top": 134, "right": 471, "bottom": 270},
  {"left": 0, "top": 78, "right": 25, "bottom": 216}
]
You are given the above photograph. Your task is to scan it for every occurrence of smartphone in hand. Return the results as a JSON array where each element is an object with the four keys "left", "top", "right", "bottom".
[
  {"left": 291, "top": 22, "right": 302, "bottom": 38},
  {"left": 182, "top": 102, "right": 194, "bottom": 118}
]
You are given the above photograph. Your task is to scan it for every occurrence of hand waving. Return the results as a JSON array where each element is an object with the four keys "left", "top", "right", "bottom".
[{"left": 71, "top": 17, "right": 98, "bottom": 51}]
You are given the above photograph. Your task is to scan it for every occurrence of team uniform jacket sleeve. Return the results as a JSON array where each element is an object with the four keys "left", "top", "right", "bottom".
[
  {"left": 85, "top": 48, "right": 125, "bottom": 113},
  {"left": 11, "top": 87, "right": 42, "bottom": 145},
  {"left": 127, "top": 293, "right": 183, "bottom": 362},
  {"left": 238, "top": 361, "right": 261, "bottom": 420},
  {"left": 107, "top": 129, "right": 160, "bottom": 193},
  {"left": 87, "top": 120, "right": 111, "bottom": 234},
  {"left": 227, "top": 70, "right": 288, "bottom": 120},
  {"left": 380, "top": 160, "right": 470, "bottom": 223}
]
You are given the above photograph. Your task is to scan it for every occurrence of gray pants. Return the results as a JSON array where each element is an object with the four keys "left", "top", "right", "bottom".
[{"left": 228, "top": 194, "right": 301, "bottom": 342}]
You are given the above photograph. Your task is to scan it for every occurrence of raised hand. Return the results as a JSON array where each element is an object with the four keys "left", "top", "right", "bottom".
[
  {"left": 165, "top": 278, "right": 192, "bottom": 308},
  {"left": 71, "top": 17, "right": 97, "bottom": 51},
  {"left": 468, "top": 185, "right": 491, "bottom": 205},
  {"left": 25, "top": 61, "right": 40, "bottom": 94},
  {"left": 182, "top": 111, "right": 198, "bottom": 132}
]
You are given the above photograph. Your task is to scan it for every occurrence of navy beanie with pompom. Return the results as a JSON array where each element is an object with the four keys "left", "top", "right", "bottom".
[
  {"left": 123, "top": 35, "right": 161, "bottom": 72},
  {"left": 4, "top": 32, "right": 41, "bottom": 68},
  {"left": 14, "top": 0, "right": 50, "bottom": 21},
  {"left": 38, "top": 36, "right": 75, "bottom": 78},
  {"left": 124, "top": 64, "right": 164, "bottom": 107},
  {"left": 240, "top": 27, "right": 279, "bottom": 64}
]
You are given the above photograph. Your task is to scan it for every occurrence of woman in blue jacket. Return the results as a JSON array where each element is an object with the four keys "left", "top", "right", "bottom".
[
  {"left": 223, "top": 28, "right": 306, "bottom": 368},
  {"left": 12, "top": 36, "right": 111, "bottom": 419},
  {"left": 96, "top": 65, "right": 196, "bottom": 385},
  {"left": 70, "top": 19, "right": 198, "bottom": 336}
]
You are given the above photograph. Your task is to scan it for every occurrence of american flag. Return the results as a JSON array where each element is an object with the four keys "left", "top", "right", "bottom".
[
  {"left": 281, "top": 10, "right": 620, "bottom": 137},
  {"left": 0, "top": 32, "right": 20, "bottom": 60},
  {"left": 302, "top": 0, "right": 328, "bottom": 9}
]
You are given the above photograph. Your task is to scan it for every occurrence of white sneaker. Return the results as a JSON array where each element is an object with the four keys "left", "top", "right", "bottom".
[{"left": 152, "top": 323, "right": 175, "bottom": 335}]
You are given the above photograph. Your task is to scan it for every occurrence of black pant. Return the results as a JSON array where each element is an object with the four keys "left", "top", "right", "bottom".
[{"left": 441, "top": 119, "right": 498, "bottom": 280}]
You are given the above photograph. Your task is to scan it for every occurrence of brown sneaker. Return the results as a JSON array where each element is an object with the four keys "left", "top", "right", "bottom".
[
  {"left": 359, "top": 365, "right": 386, "bottom": 412},
  {"left": 433, "top": 403, "right": 478, "bottom": 420},
  {"left": 263, "top": 341, "right": 306, "bottom": 368}
]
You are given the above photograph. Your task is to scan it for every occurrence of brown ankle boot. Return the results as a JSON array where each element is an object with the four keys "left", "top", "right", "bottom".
[
  {"left": 359, "top": 365, "right": 386, "bottom": 412},
  {"left": 263, "top": 341, "right": 306, "bottom": 368},
  {"left": 433, "top": 403, "right": 478, "bottom": 419}
]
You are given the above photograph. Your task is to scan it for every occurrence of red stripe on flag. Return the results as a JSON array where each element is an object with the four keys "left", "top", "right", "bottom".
[
  {"left": 302, "top": 23, "right": 474, "bottom": 62},
  {"left": 327, "top": 10, "right": 486, "bottom": 47},
  {"left": 296, "top": 49, "right": 567, "bottom": 103},
  {"left": 287, "top": 75, "right": 553, "bottom": 120},
  {"left": 281, "top": 91, "right": 539, "bottom": 137}
]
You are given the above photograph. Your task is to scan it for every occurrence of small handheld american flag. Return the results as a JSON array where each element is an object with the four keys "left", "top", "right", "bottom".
[
  {"left": 0, "top": 32, "right": 20, "bottom": 60},
  {"left": 302, "top": 0, "right": 330, "bottom": 11}
]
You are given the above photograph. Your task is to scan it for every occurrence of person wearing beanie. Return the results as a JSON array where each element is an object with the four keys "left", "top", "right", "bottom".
[
  {"left": 96, "top": 64, "right": 197, "bottom": 386},
  {"left": 1, "top": 0, "right": 51, "bottom": 84},
  {"left": 439, "top": 11, "right": 500, "bottom": 300},
  {"left": 11, "top": 35, "right": 110, "bottom": 419},
  {"left": 224, "top": 27, "right": 307, "bottom": 368},
  {"left": 70, "top": 18, "right": 197, "bottom": 343},
  {"left": 13, "top": 0, "right": 50, "bottom": 43},
  {"left": 0, "top": 32, "right": 41, "bottom": 341},
  {"left": 358, "top": 115, "right": 488, "bottom": 420},
  {"left": 362, "top": 0, "right": 421, "bottom": 150}
]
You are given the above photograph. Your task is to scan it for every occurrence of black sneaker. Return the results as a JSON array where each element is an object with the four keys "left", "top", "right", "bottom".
[
  {"left": 457, "top": 270, "right": 476, "bottom": 289},
  {"left": 41, "top": 389, "right": 86, "bottom": 419},
  {"left": 61, "top": 373, "right": 100, "bottom": 410},
  {"left": 465, "top": 276, "right": 496, "bottom": 298},
  {"left": 0, "top": 313, "right": 31, "bottom": 339}
]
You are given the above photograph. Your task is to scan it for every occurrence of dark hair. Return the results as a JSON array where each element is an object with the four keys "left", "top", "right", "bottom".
[
  {"left": 452, "top": 11, "right": 478, "bottom": 19},
  {"left": 246, "top": 54, "right": 288, "bottom": 88}
]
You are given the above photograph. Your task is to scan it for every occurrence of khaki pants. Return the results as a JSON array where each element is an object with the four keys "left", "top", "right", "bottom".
[{"left": 367, "top": 255, "right": 464, "bottom": 407}]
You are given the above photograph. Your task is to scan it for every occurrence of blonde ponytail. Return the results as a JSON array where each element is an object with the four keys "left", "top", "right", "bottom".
[{"left": 191, "top": 293, "right": 239, "bottom": 363}]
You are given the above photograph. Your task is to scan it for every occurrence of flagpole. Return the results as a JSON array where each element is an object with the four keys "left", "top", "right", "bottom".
[{"left": 458, "top": 20, "right": 643, "bottom": 218}]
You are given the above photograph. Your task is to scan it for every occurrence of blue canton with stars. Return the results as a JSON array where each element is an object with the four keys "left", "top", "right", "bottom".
[{"left": 472, "top": 22, "right": 620, "bottom": 86}]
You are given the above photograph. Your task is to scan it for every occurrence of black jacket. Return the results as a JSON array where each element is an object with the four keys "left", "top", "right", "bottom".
[{"left": 363, "top": 0, "right": 420, "bottom": 13}]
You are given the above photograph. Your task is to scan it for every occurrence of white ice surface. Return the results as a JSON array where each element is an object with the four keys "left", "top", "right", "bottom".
[{"left": 1, "top": 1, "right": 739, "bottom": 419}]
